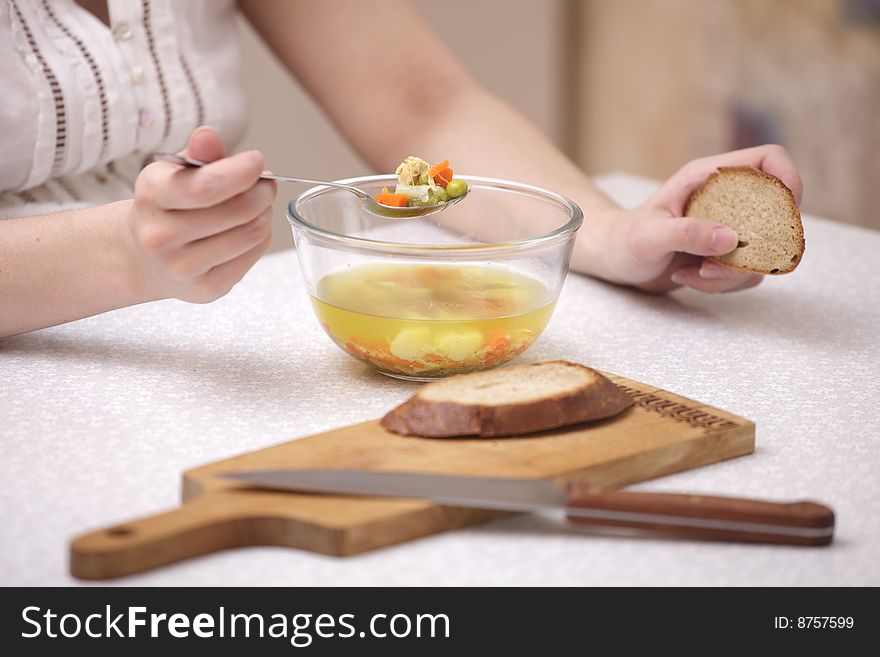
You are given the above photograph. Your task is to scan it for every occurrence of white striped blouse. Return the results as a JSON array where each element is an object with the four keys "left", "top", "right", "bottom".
[{"left": 0, "top": 0, "right": 249, "bottom": 220}]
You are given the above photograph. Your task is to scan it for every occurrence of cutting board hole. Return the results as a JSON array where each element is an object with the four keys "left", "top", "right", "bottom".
[{"left": 106, "top": 526, "right": 134, "bottom": 537}]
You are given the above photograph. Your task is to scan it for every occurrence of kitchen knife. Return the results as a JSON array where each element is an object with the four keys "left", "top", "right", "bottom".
[{"left": 222, "top": 470, "right": 835, "bottom": 546}]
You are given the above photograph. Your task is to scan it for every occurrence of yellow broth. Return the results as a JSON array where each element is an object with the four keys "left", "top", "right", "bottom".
[{"left": 310, "top": 263, "right": 555, "bottom": 377}]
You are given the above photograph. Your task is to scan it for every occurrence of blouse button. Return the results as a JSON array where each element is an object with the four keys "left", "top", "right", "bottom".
[
  {"left": 138, "top": 109, "right": 154, "bottom": 128},
  {"left": 131, "top": 66, "right": 145, "bottom": 85},
  {"left": 113, "top": 22, "right": 133, "bottom": 41}
]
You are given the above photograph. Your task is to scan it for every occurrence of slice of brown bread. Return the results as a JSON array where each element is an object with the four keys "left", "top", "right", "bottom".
[
  {"left": 380, "top": 360, "right": 634, "bottom": 438},
  {"left": 684, "top": 166, "right": 804, "bottom": 274}
]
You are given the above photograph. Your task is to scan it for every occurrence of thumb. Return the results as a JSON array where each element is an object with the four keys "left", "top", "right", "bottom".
[
  {"left": 181, "top": 125, "right": 225, "bottom": 163},
  {"left": 634, "top": 216, "right": 739, "bottom": 259}
]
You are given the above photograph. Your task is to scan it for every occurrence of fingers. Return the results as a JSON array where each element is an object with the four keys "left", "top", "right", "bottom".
[
  {"left": 755, "top": 145, "right": 803, "bottom": 204},
  {"left": 174, "top": 206, "right": 273, "bottom": 276},
  {"left": 183, "top": 125, "right": 225, "bottom": 163},
  {"left": 195, "top": 234, "right": 272, "bottom": 303},
  {"left": 649, "top": 144, "right": 803, "bottom": 215},
  {"left": 130, "top": 179, "right": 276, "bottom": 254},
  {"left": 629, "top": 216, "right": 739, "bottom": 261},
  {"left": 170, "top": 179, "right": 277, "bottom": 242},
  {"left": 671, "top": 261, "right": 763, "bottom": 293},
  {"left": 127, "top": 126, "right": 276, "bottom": 304},
  {"left": 138, "top": 148, "right": 266, "bottom": 210}
]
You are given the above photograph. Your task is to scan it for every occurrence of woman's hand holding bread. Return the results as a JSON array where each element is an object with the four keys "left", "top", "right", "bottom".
[{"left": 580, "top": 144, "right": 803, "bottom": 294}]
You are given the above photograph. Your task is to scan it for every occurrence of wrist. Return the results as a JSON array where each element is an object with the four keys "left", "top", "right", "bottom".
[
  {"left": 106, "top": 199, "right": 165, "bottom": 305},
  {"left": 568, "top": 202, "right": 625, "bottom": 280}
]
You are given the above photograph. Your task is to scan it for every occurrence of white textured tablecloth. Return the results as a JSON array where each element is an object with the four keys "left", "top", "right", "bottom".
[{"left": 2, "top": 174, "right": 878, "bottom": 586}]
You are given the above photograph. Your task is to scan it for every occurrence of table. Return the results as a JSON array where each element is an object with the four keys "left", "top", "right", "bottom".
[{"left": 2, "top": 174, "right": 878, "bottom": 586}]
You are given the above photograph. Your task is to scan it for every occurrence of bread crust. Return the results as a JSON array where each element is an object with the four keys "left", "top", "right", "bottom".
[
  {"left": 380, "top": 361, "right": 634, "bottom": 438},
  {"left": 684, "top": 166, "right": 805, "bottom": 275}
]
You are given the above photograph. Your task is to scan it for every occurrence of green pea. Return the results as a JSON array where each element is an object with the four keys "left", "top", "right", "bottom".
[{"left": 445, "top": 179, "right": 468, "bottom": 199}]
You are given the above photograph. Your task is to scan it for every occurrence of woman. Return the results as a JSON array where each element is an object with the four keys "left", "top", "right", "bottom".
[{"left": 0, "top": 0, "right": 803, "bottom": 338}]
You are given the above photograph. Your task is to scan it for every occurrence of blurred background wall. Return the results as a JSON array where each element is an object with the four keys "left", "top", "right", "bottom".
[
  {"left": 235, "top": 0, "right": 880, "bottom": 252},
  {"left": 572, "top": 0, "right": 880, "bottom": 230}
]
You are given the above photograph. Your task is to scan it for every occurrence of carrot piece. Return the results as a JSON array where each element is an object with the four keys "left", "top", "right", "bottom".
[
  {"left": 481, "top": 333, "right": 513, "bottom": 367},
  {"left": 433, "top": 167, "right": 453, "bottom": 188},
  {"left": 429, "top": 160, "right": 450, "bottom": 178},
  {"left": 373, "top": 192, "right": 410, "bottom": 207},
  {"left": 430, "top": 161, "right": 453, "bottom": 188}
]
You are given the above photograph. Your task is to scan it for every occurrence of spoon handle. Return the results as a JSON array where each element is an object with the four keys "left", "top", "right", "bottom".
[{"left": 151, "top": 152, "right": 368, "bottom": 198}]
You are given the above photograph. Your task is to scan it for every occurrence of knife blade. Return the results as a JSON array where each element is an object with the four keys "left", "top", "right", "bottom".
[{"left": 222, "top": 469, "right": 835, "bottom": 546}]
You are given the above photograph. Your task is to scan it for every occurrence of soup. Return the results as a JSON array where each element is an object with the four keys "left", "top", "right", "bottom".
[{"left": 311, "top": 263, "right": 555, "bottom": 377}]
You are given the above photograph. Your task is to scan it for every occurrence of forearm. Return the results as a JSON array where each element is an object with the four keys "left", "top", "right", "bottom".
[{"left": 0, "top": 201, "right": 148, "bottom": 338}]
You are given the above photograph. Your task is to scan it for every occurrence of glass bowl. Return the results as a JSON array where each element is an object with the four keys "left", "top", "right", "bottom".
[{"left": 287, "top": 175, "right": 582, "bottom": 381}]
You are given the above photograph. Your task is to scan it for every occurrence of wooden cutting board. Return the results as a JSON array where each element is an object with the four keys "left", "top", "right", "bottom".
[{"left": 70, "top": 372, "right": 754, "bottom": 579}]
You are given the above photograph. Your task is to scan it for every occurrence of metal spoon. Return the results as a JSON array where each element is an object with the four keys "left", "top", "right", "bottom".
[{"left": 152, "top": 152, "right": 468, "bottom": 219}]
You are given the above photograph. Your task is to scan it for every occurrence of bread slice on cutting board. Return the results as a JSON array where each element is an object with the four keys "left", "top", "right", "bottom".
[
  {"left": 380, "top": 360, "right": 634, "bottom": 438},
  {"left": 684, "top": 166, "right": 804, "bottom": 274}
]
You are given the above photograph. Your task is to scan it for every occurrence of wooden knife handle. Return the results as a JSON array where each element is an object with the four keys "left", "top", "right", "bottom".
[{"left": 565, "top": 481, "right": 835, "bottom": 546}]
